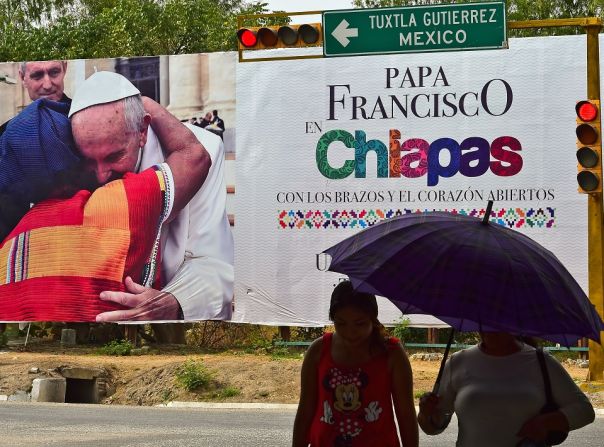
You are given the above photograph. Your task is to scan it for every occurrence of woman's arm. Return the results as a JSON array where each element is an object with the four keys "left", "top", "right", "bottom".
[
  {"left": 417, "top": 356, "right": 454, "bottom": 436},
  {"left": 518, "top": 353, "right": 594, "bottom": 440},
  {"left": 141, "top": 96, "right": 211, "bottom": 220},
  {"left": 390, "top": 342, "right": 419, "bottom": 447},
  {"left": 546, "top": 353, "right": 594, "bottom": 430},
  {"left": 417, "top": 392, "right": 451, "bottom": 435},
  {"left": 292, "top": 338, "right": 322, "bottom": 447}
]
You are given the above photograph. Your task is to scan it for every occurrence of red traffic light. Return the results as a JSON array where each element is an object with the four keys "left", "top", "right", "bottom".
[
  {"left": 576, "top": 100, "right": 598, "bottom": 122},
  {"left": 237, "top": 28, "right": 257, "bottom": 48},
  {"left": 236, "top": 23, "right": 322, "bottom": 51},
  {"left": 575, "top": 99, "right": 602, "bottom": 194}
]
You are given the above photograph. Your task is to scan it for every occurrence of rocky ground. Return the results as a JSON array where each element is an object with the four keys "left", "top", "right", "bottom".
[{"left": 0, "top": 340, "right": 602, "bottom": 408}]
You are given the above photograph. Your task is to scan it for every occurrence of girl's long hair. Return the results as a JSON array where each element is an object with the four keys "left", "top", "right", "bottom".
[{"left": 329, "top": 280, "right": 388, "bottom": 352}]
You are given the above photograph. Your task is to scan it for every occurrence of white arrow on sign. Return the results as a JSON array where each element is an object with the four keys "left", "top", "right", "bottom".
[{"left": 331, "top": 19, "right": 358, "bottom": 47}]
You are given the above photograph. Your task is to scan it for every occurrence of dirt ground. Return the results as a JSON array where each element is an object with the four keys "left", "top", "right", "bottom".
[{"left": 0, "top": 340, "right": 602, "bottom": 408}]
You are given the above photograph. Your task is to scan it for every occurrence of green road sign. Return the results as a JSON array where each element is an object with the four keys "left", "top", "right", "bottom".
[{"left": 323, "top": 1, "right": 507, "bottom": 57}]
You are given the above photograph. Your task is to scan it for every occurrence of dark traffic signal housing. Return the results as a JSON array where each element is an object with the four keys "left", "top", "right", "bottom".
[
  {"left": 576, "top": 99, "right": 602, "bottom": 193},
  {"left": 237, "top": 24, "right": 322, "bottom": 51}
]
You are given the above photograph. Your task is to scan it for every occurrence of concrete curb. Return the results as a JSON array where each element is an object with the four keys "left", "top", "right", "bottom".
[
  {"left": 158, "top": 401, "right": 299, "bottom": 410},
  {"left": 159, "top": 402, "right": 604, "bottom": 417}
]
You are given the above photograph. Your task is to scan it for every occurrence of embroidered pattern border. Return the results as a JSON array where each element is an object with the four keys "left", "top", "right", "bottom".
[
  {"left": 141, "top": 164, "right": 172, "bottom": 287},
  {"left": 278, "top": 207, "right": 555, "bottom": 230},
  {"left": 5, "top": 231, "right": 29, "bottom": 283}
]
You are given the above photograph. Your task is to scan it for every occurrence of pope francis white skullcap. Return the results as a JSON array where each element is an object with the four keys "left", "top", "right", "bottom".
[{"left": 68, "top": 71, "right": 140, "bottom": 118}]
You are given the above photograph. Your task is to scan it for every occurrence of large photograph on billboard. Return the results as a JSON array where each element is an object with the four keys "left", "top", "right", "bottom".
[{"left": 0, "top": 53, "right": 236, "bottom": 323}]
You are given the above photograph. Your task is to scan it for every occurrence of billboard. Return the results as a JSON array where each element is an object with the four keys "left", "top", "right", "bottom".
[
  {"left": 233, "top": 34, "right": 591, "bottom": 327},
  {"left": 0, "top": 34, "right": 597, "bottom": 327},
  {"left": 0, "top": 53, "right": 235, "bottom": 323}
]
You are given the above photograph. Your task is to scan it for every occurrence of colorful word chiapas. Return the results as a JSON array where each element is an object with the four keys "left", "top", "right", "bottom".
[{"left": 316, "top": 129, "right": 523, "bottom": 186}]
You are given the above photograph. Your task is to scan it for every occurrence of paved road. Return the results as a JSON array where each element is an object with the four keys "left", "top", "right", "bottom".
[{"left": 0, "top": 402, "right": 602, "bottom": 446}]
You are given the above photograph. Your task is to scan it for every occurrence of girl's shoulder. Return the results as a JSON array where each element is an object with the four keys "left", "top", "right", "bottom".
[
  {"left": 385, "top": 337, "right": 408, "bottom": 361},
  {"left": 304, "top": 334, "right": 330, "bottom": 365},
  {"left": 385, "top": 338, "right": 413, "bottom": 377},
  {"left": 386, "top": 336, "right": 401, "bottom": 348},
  {"left": 384, "top": 337, "right": 404, "bottom": 356}
]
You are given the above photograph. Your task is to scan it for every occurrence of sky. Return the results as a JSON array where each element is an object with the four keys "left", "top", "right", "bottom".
[
  {"left": 263, "top": 1, "right": 355, "bottom": 12},
  {"left": 262, "top": 0, "right": 356, "bottom": 23}
]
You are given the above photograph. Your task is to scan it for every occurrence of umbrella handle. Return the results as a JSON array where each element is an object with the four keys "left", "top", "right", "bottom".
[
  {"left": 432, "top": 328, "right": 455, "bottom": 394},
  {"left": 482, "top": 200, "right": 494, "bottom": 225}
]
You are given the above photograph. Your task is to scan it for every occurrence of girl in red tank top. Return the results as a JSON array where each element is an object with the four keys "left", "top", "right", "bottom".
[{"left": 292, "top": 280, "right": 418, "bottom": 447}]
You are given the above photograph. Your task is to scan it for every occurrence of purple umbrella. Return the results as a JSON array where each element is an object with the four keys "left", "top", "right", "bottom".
[{"left": 322, "top": 202, "right": 604, "bottom": 347}]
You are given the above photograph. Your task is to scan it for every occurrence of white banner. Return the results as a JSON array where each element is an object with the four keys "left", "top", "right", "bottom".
[{"left": 233, "top": 35, "right": 590, "bottom": 327}]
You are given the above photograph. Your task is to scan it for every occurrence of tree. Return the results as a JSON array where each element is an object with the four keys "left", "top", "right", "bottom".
[
  {"left": 0, "top": 0, "right": 276, "bottom": 61},
  {"left": 352, "top": 0, "right": 604, "bottom": 37}
]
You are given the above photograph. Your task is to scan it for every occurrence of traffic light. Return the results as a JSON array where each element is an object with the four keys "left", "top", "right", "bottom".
[
  {"left": 576, "top": 99, "right": 602, "bottom": 193},
  {"left": 237, "top": 24, "right": 322, "bottom": 50}
]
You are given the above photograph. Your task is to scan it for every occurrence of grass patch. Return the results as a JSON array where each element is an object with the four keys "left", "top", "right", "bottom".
[
  {"left": 213, "top": 386, "right": 240, "bottom": 399},
  {"left": 96, "top": 339, "right": 133, "bottom": 356},
  {"left": 161, "top": 389, "right": 173, "bottom": 402},
  {"left": 550, "top": 350, "right": 583, "bottom": 362},
  {"left": 175, "top": 359, "right": 213, "bottom": 391},
  {"left": 269, "top": 346, "right": 302, "bottom": 360},
  {"left": 414, "top": 390, "right": 428, "bottom": 399}
]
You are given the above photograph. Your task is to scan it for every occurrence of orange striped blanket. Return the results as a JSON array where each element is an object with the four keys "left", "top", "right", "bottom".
[{"left": 0, "top": 164, "right": 172, "bottom": 322}]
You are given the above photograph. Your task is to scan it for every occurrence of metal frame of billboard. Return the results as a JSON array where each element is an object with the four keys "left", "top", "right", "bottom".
[{"left": 507, "top": 15, "right": 604, "bottom": 385}]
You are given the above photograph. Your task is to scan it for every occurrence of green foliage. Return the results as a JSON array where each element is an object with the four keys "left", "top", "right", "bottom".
[
  {"left": 268, "top": 344, "right": 305, "bottom": 359},
  {"left": 352, "top": 0, "right": 604, "bottom": 37},
  {"left": 391, "top": 316, "right": 411, "bottom": 341},
  {"left": 550, "top": 349, "right": 583, "bottom": 362},
  {"left": 97, "top": 339, "right": 133, "bottom": 356},
  {"left": 214, "top": 385, "right": 240, "bottom": 398},
  {"left": 449, "top": 331, "right": 480, "bottom": 345},
  {"left": 245, "top": 337, "right": 273, "bottom": 353},
  {"left": 161, "top": 389, "right": 173, "bottom": 402},
  {"left": 1, "top": 0, "right": 603, "bottom": 61},
  {"left": 0, "top": 0, "right": 275, "bottom": 61},
  {"left": 27, "top": 323, "right": 52, "bottom": 339},
  {"left": 186, "top": 321, "right": 279, "bottom": 351},
  {"left": 0, "top": 331, "right": 7, "bottom": 347},
  {"left": 290, "top": 326, "right": 325, "bottom": 342},
  {"left": 414, "top": 389, "right": 428, "bottom": 399},
  {"left": 175, "top": 359, "right": 213, "bottom": 391},
  {"left": 386, "top": 318, "right": 428, "bottom": 344}
]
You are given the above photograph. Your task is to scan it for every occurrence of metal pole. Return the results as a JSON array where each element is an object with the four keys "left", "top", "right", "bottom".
[
  {"left": 586, "top": 24, "right": 604, "bottom": 381},
  {"left": 24, "top": 323, "right": 31, "bottom": 347}
]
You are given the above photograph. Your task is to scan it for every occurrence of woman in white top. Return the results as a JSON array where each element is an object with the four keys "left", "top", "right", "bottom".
[{"left": 418, "top": 332, "right": 595, "bottom": 447}]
